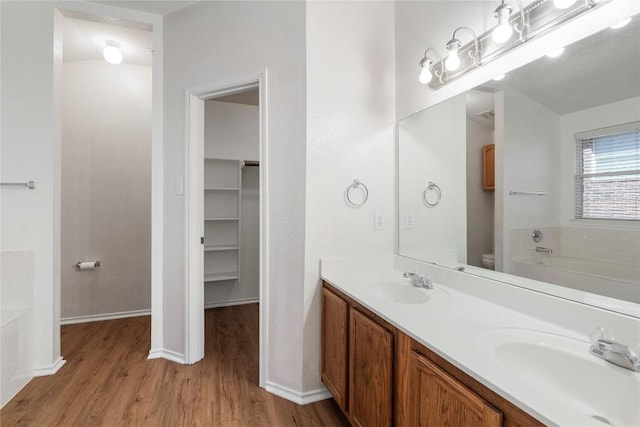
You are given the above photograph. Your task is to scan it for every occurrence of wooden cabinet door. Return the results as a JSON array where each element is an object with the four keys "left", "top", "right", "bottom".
[
  {"left": 321, "top": 287, "right": 349, "bottom": 410},
  {"left": 483, "top": 144, "right": 495, "bottom": 191},
  {"left": 410, "top": 350, "right": 502, "bottom": 427},
  {"left": 349, "top": 308, "right": 393, "bottom": 427}
]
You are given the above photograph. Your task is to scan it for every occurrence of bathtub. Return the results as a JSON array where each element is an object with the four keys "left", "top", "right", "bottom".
[
  {"left": 1, "top": 251, "right": 35, "bottom": 408},
  {"left": 511, "top": 255, "right": 640, "bottom": 304},
  {"left": 1, "top": 307, "right": 34, "bottom": 408}
]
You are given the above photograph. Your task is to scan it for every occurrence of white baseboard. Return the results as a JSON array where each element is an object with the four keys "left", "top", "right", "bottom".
[
  {"left": 204, "top": 297, "right": 259, "bottom": 309},
  {"left": 33, "top": 357, "right": 66, "bottom": 377},
  {"left": 61, "top": 309, "right": 151, "bottom": 325},
  {"left": 265, "top": 381, "right": 332, "bottom": 405},
  {"left": 147, "top": 348, "right": 186, "bottom": 364}
]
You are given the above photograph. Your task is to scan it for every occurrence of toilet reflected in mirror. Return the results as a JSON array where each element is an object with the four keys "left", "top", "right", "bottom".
[{"left": 481, "top": 253, "right": 495, "bottom": 270}]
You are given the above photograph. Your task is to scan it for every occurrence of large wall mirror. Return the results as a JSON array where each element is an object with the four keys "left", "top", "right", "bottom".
[{"left": 398, "top": 13, "right": 639, "bottom": 316}]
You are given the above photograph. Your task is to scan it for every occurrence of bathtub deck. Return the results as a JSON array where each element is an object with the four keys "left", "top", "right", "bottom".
[{"left": 0, "top": 304, "right": 348, "bottom": 426}]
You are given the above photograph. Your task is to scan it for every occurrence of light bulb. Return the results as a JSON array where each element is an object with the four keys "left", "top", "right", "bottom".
[
  {"left": 445, "top": 50, "right": 460, "bottom": 71},
  {"left": 493, "top": 22, "right": 513, "bottom": 43},
  {"left": 546, "top": 47, "right": 565, "bottom": 58},
  {"left": 103, "top": 41, "right": 123, "bottom": 65},
  {"left": 492, "top": 2, "right": 514, "bottom": 43},
  {"left": 610, "top": 17, "right": 631, "bottom": 29},
  {"left": 419, "top": 67, "right": 433, "bottom": 84},
  {"left": 553, "top": 0, "right": 576, "bottom": 9}
]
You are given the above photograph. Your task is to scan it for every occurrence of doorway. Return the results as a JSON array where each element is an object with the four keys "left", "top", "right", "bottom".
[
  {"left": 186, "top": 76, "right": 268, "bottom": 389},
  {"left": 58, "top": 14, "right": 153, "bottom": 325}
]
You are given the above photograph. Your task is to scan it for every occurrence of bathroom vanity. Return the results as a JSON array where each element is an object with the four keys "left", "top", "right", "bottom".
[
  {"left": 322, "top": 282, "right": 538, "bottom": 427},
  {"left": 320, "top": 256, "right": 640, "bottom": 427}
]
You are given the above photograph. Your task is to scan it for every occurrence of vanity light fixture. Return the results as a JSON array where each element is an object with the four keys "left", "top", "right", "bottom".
[
  {"left": 445, "top": 27, "right": 480, "bottom": 71},
  {"left": 492, "top": 0, "right": 526, "bottom": 43},
  {"left": 418, "top": 48, "right": 445, "bottom": 85},
  {"left": 546, "top": 47, "right": 565, "bottom": 58},
  {"left": 419, "top": 0, "right": 610, "bottom": 90},
  {"left": 610, "top": 17, "right": 631, "bottom": 29},
  {"left": 103, "top": 40, "right": 123, "bottom": 65},
  {"left": 553, "top": 0, "right": 577, "bottom": 9}
]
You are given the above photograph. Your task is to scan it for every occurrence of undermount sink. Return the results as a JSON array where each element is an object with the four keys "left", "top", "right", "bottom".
[
  {"left": 361, "top": 280, "right": 448, "bottom": 304},
  {"left": 481, "top": 328, "right": 640, "bottom": 426}
]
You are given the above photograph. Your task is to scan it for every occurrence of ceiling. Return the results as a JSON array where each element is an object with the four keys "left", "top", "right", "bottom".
[
  {"left": 466, "top": 15, "right": 639, "bottom": 130},
  {"left": 93, "top": 1, "right": 198, "bottom": 16},
  {"left": 466, "top": 90, "right": 496, "bottom": 130},
  {"left": 212, "top": 89, "right": 260, "bottom": 106},
  {"left": 62, "top": 16, "right": 153, "bottom": 66},
  {"left": 477, "top": 15, "right": 640, "bottom": 116},
  {"left": 62, "top": 1, "right": 200, "bottom": 66}
]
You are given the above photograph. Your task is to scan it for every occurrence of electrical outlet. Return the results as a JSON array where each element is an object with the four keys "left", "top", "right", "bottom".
[
  {"left": 175, "top": 178, "right": 184, "bottom": 195},
  {"left": 405, "top": 211, "right": 415, "bottom": 229},
  {"left": 374, "top": 211, "right": 384, "bottom": 231}
]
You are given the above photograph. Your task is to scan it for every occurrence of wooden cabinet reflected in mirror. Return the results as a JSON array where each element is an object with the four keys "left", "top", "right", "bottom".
[{"left": 482, "top": 144, "right": 495, "bottom": 191}]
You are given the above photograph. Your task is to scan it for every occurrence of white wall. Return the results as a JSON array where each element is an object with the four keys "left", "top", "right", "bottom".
[
  {"left": 304, "top": 0, "right": 396, "bottom": 391},
  {"left": 203, "top": 100, "right": 259, "bottom": 306},
  {"left": 204, "top": 100, "right": 259, "bottom": 161},
  {"left": 466, "top": 119, "right": 494, "bottom": 267},
  {"left": 398, "top": 95, "right": 466, "bottom": 266},
  {"left": 61, "top": 60, "right": 151, "bottom": 320},
  {"left": 163, "top": 1, "right": 307, "bottom": 392},
  {"left": 1, "top": 1, "right": 63, "bottom": 373},
  {"left": 496, "top": 89, "right": 561, "bottom": 273}
]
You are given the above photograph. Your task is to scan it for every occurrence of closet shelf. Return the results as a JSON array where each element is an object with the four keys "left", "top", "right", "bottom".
[
  {"left": 204, "top": 217, "right": 239, "bottom": 221},
  {"left": 204, "top": 245, "right": 240, "bottom": 252},
  {"left": 204, "top": 272, "right": 240, "bottom": 282}
]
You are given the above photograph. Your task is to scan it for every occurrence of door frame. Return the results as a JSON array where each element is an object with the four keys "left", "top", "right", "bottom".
[
  {"left": 53, "top": 1, "right": 164, "bottom": 369},
  {"left": 185, "top": 72, "right": 269, "bottom": 388}
]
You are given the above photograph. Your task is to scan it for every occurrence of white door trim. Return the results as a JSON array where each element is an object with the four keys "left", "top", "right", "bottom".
[{"left": 185, "top": 72, "right": 269, "bottom": 388}]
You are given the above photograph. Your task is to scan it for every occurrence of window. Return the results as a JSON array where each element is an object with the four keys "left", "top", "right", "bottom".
[{"left": 575, "top": 122, "right": 639, "bottom": 221}]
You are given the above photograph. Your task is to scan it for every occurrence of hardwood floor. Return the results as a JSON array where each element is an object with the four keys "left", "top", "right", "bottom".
[{"left": 1, "top": 304, "right": 349, "bottom": 426}]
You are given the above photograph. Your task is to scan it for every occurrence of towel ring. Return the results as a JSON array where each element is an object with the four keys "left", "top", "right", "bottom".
[
  {"left": 422, "top": 182, "right": 441, "bottom": 207},
  {"left": 345, "top": 179, "right": 369, "bottom": 208}
]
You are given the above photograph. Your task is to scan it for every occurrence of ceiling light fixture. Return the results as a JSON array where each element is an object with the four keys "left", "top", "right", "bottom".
[
  {"left": 418, "top": 48, "right": 445, "bottom": 85},
  {"left": 445, "top": 27, "right": 480, "bottom": 72},
  {"left": 546, "top": 47, "right": 565, "bottom": 58},
  {"left": 103, "top": 40, "right": 123, "bottom": 65},
  {"left": 492, "top": 0, "right": 526, "bottom": 44},
  {"left": 610, "top": 17, "right": 631, "bottom": 29},
  {"left": 553, "top": 0, "right": 577, "bottom": 9}
]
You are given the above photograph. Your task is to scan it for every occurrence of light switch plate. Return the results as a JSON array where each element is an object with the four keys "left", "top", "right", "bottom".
[
  {"left": 175, "top": 178, "right": 184, "bottom": 195},
  {"left": 405, "top": 211, "right": 415, "bottom": 229},
  {"left": 374, "top": 211, "right": 384, "bottom": 231}
]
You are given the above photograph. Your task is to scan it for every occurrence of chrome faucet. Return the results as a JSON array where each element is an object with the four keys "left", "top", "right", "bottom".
[
  {"left": 589, "top": 328, "right": 640, "bottom": 372},
  {"left": 403, "top": 271, "right": 433, "bottom": 289}
]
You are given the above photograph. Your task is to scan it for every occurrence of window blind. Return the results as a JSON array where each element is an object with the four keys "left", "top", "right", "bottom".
[{"left": 575, "top": 122, "right": 639, "bottom": 221}]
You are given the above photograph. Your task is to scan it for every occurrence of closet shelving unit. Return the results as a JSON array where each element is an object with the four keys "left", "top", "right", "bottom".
[{"left": 204, "top": 158, "right": 242, "bottom": 284}]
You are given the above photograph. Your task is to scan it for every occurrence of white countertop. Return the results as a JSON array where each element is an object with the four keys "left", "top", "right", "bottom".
[{"left": 320, "top": 255, "right": 640, "bottom": 427}]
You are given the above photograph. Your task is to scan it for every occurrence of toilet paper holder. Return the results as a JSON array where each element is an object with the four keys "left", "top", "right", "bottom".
[{"left": 75, "top": 260, "right": 101, "bottom": 269}]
